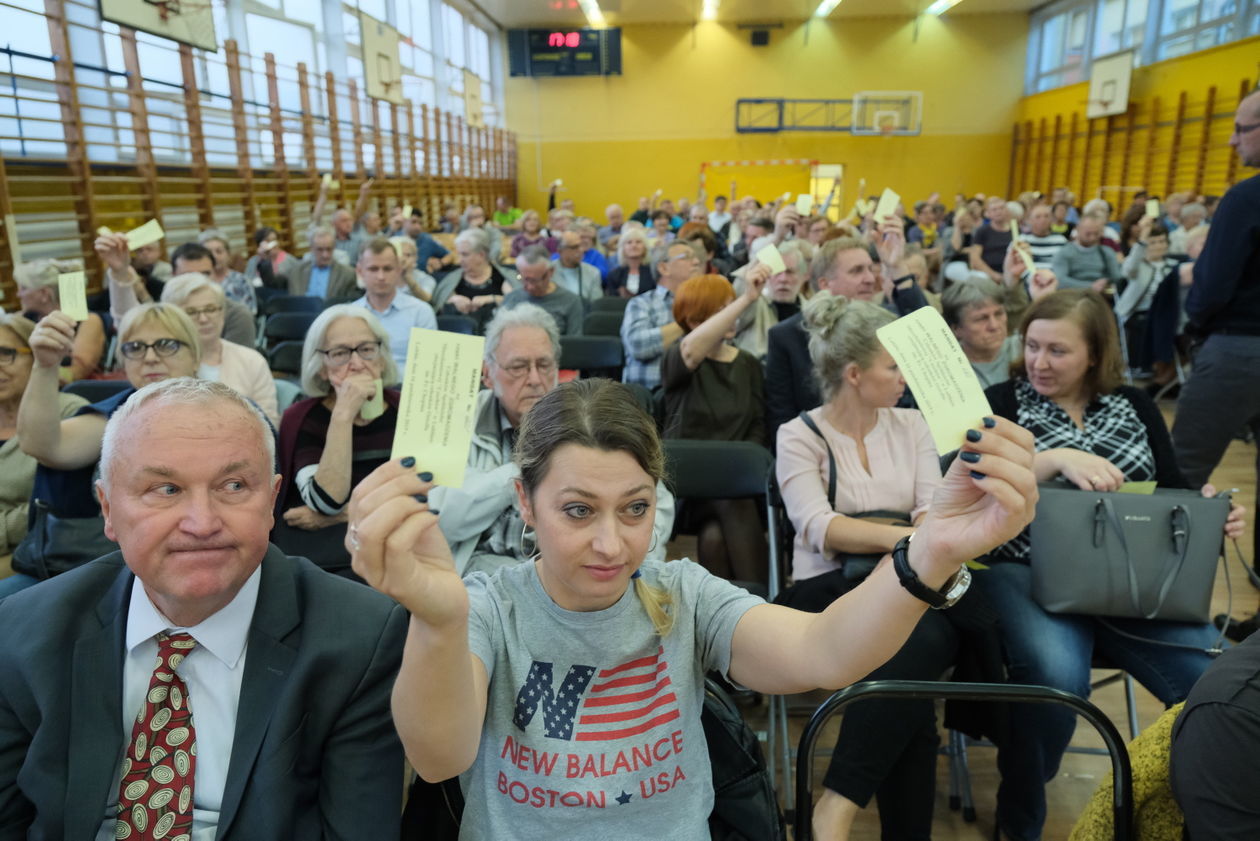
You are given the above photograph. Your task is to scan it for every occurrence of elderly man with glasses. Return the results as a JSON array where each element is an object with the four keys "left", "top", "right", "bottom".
[
  {"left": 426, "top": 304, "right": 674, "bottom": 577},
  {"left": 620, "top": 240, "right": 703, "bottom": 390}
]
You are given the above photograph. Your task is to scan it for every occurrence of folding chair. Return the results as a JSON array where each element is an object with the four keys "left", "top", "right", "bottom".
[
  {"left": 261, "top": 295, "right": 323, "bottom": 317},
  {"left": 263, "top": 312, "right": 318, "bottom": 350},
  {"left": 591, "top": 296, "right": 629, "bottom": 315},
  {"left": 794, "top": 681, "right": 1134, "bottom": 841},
  {"left": 268, "top": 340, "right": 305, "bottom": 378},
  {"left": 558, "top": 335, "right": 624, "bottom": 379},
  {"left": 581, "top": 310, "right": 624, "bottom": 337}
]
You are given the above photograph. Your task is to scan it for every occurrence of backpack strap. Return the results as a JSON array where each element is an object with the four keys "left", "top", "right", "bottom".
[{"left": 798, "top": 411, "right": 837, "bottom": 504}]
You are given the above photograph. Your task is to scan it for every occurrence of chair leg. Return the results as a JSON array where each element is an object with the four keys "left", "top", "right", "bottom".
[
  {"left": 947, "top": 729, "right": 977, "bottom": 822},
  {"left": 1123, "top": 673, "right": 1140, "bottom": 740}
]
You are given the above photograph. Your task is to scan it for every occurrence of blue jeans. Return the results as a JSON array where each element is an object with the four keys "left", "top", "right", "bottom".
[{"left": 974, "top": 562, "right": 1220, "bottom": 841}]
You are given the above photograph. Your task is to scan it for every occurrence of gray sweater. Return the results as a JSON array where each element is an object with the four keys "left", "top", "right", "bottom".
[{"left": 1051, "top": 242, "right": 1124, "bottom": 289}]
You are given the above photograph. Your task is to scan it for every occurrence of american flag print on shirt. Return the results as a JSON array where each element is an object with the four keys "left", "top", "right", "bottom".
[{"left": 512, "top": 646, "right": 680, "bottom": 742}]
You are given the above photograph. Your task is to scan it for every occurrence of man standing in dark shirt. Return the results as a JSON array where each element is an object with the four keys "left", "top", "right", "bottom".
[{"left": 1171, "top": 87, "right": 1260, "bottom": 609}]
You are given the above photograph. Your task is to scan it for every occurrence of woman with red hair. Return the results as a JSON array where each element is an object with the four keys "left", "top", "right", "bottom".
[{"left": 661, "top": 268, "right": 771, "bottom": 585}]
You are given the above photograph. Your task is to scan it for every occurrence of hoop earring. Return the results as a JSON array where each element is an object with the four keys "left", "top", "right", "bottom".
[
  {"left": 520, "top": 523, "right": 538, "bottom": 559},
  {"left": 648, "top": 531, "right": 658, "bottom": 555}
]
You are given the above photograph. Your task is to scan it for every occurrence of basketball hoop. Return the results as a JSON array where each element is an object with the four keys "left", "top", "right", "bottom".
[{"left": 879, "top": 123, "right": 895, "bottom": 138}]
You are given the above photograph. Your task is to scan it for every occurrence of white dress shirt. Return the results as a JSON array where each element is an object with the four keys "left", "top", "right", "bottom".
[{"left": 96, "top": 567, "right": 261, "bottom": 841}]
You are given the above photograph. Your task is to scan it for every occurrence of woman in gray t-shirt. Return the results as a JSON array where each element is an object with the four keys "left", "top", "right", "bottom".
[{"left": 346, "top": 378, "right": 1038, "bottom": 840}]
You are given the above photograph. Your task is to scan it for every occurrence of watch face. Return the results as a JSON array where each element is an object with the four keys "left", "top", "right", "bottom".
[{"left": 940, "top": 565, "right": 972, "bottom": 606}]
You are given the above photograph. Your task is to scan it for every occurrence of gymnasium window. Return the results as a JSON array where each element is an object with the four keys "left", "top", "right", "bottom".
[{"left": 1027, "top": 0, "right": 1260, "bottom": 94}]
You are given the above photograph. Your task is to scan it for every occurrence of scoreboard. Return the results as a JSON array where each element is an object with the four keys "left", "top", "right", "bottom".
[{"left": 507, "top": 28, "right": 622, "bottom": 77}]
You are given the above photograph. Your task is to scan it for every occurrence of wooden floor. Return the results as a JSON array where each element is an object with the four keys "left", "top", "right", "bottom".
[{"left": 668, "top": 402, "right": 1258, "bottom": 841}]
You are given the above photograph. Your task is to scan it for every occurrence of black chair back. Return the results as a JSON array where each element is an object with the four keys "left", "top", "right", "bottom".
[
  {"left": 261, "top": 295, "right": 323, "bottom": 317},
  {"left": 591, "top": 296, "right": 629, "bottom": 314},
  {"left": 663, "top": 439, "right": 773, "bottom": 501},
  {"left": 62, "top": 378, "right": 131, "bottom": 404},
  {"left": 558, "top": 336, "right": 623, "bottom": 378},
  {"left": 436, "top": 314, "right": 477, "bottom": 335},
  {"left": 794, "top": 681, "right": 1135, "bottom": 841},
  {"left": 268, "top": 341, "right": 305, "bottom": 377},
  {"left": 582, "top": 310, "right": 623, "bottom": 337},
  {"left": 264, "top": 312, "right": 318, "bottom": 347}
]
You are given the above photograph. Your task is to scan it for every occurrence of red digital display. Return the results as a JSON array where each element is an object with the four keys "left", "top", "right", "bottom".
[{"left": 547, "top": 32, "right": 582, "bottom": 48}]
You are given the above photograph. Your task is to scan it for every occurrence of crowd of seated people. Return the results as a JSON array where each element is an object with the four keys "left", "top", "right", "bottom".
[{"left": 0, "top": 176, "right": 1247, "bottom": 841}]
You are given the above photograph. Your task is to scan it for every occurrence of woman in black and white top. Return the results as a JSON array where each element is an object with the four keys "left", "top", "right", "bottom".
[{"left": 976, "top": 288, "right": 1244, "bottom": 841}]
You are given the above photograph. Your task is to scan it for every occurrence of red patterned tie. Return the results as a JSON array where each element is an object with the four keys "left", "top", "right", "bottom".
[{"left": 115, "top": 632, "right": 198, "bottom": 841}]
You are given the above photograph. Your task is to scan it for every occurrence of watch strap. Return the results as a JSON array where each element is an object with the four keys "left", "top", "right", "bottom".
[{"left": 891, "top": 533, "right": 970, "bottom": 609}]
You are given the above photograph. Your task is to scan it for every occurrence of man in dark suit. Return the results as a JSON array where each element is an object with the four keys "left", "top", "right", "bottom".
[
  {"left": 765, "top": 217, "right": 928, "bottom": 445},
  {"left": 289, "top": 226, "right": 358, "bottom": 302},
  {"left": 0, "top": 378, "right": 407, "bottom": 840}
]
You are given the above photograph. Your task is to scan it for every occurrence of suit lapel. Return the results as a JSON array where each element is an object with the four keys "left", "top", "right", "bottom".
[
  {"left": 65, "top": 564, "right": 131, "bottom": 839},
  {"left": 215, "top": 548, "right": 300, "bottom": 839}
]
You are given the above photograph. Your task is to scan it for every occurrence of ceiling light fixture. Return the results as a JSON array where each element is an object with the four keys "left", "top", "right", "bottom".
[
  {"left": 702, "top": 0, "right": 721, "bottom": 21},
  {"left": 578, "top": 0, "right": 605, "bottom": 27},
  {"left": 925, "top": 0, "right": 966, "bottom": 15},
  {"left": 814, "top": 0, "right": 844, "bottom": 17}
]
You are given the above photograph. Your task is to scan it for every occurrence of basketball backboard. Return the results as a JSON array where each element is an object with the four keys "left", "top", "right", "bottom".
[
  {"left": 1087, "top": 51, "right": 1134, "bottom": 119},
  {"left": 361, "top": 12, "right": 405, "bottom": 104},
  {"left": 99, "top": 0, "right": 218, "bottom": 52}
]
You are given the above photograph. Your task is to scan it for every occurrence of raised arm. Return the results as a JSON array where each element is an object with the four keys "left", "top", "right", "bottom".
[
  {"left": 17, "top": 312, "right": 109, "bottom": 469},
  {"left": 348, "top": 461, "right": 488, "bottom": 782},
  {"left": 731, "top": 416, "right": 1037, "bottom": 693},
  {"left": 678, "top": 264, "right": 768, "bottom": 369},
  {"left": 96, "top": 233, "right": 144, "bottom": 325},
  {"left": 352, "top": 178, "right": 374, "bottom": 222}
]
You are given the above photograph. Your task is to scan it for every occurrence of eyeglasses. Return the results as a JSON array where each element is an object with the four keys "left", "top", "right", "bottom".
[
  {"left": 183, "top": 304, "right": 224, "bottom": 319},
  {"left": 0, "top": 346, "right": 33, "bottom": 366},
  {"left": 497, "top": 357, "right": 557, "bottom": 379},
  {"left": 1234, "top": 121, "right": 1260, "bottom": 135},
  {"left": 318, "top": 341, "right": 381, "bottom": 367},
  {"left": 120, "top": 338, "right": 187, "bottom": 360}
]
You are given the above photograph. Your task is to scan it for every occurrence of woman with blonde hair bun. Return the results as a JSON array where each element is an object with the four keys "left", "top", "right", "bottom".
[{"left": 776, "top": 291, "right": 962, "bottom": 841}]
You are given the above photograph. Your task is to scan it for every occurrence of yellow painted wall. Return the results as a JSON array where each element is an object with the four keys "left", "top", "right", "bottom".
[
  {"left": 1016, "top": 35, "right": 1260, "bottom": 124},
  {"left": 506, "top": 14, "right": 1030, "bottom": 216},
  {"left": 1011, "top": 36, "right": 1258, "bottom": 203}
]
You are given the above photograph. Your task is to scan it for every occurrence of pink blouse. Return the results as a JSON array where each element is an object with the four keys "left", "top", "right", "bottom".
[{"left": 776, "top": 406, "right": 941, "bottom": 581}]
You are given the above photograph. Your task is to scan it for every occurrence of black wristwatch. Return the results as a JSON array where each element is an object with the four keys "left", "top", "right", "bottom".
[
  {"left": 891, "top": 533, "right": 970, "bottom": 609},
  {"left": 892, "top": 273, "right": 916, "bottom": 289}
]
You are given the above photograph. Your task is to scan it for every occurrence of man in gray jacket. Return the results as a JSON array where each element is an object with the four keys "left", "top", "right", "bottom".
[
  {"left": 1050, "top": 213, "right": 1124, "bottom": 291},
  {"left": 429, "top": 304, "right": 674, "bottom": 575}
]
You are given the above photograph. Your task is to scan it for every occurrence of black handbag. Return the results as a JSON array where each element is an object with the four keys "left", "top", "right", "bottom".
[
  {"left": 11, "top": 498, "right": 119, "bottom": 580},
  {"left": 1028, "top": 483, "right": 1229, "bottom": 623}
]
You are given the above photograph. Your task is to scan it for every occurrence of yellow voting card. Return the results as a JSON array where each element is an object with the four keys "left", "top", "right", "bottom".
[
  {"left": 874, "top": 188, "right": 900, "bottom": 223},
  {"left": 1010, "top": 220, "right": 1035, "bottom": 270},
  {"left": 402, "top": 203, "right": 413, "bottom": 218},
  {"left": 876, "top": 307, "right": 993, "bottom": 455},
  {"left": 795, "top": 194, "right": 814, "bottom": 215},
  {"left": 391, "top": 328, "right": 485, "bottom": 487},
  {"left": 1145, "top": 199, "right": 1160, "bottom": 219},
  {"left": 755, "top": 243, "right": 786, "bottom": 274},
  {"left": 1117, "top": 481, "right": 1157, "bottom": 495},
  {"left": 322, "top": 173, "right": 341, "bottom": 190},
  {"left": 57, "top": 271, "right": 89, "bottom": 322},
  {"left": 126, "top": 220, "right": 165, "bottom": 251},
  {"left": 360, "top": 377, "right": 385, "bottom": 422}
]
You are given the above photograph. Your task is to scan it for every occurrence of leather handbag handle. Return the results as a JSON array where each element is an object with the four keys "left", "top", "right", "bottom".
[
  {"left": 1098, "top": 497, "right": 1192, "bottom": 619},
  {"left": 798, "top": 411, "right": 837, "bottom": 504}
]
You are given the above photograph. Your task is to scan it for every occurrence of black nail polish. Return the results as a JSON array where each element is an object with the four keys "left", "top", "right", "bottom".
[
  {"left": 970, "top": 470, "right": 987, "bottom": 480},
  {"left": 414, "top": 494, "right": 428, "bottom": 504},
  {"left": 960, "top": 452, "right": 981, "bottom": 464},
  {"left": 418, "top": 471, "right": 434, "bottom": 482},
  {"left": 966, "top": 429, "right": 982, "bottom": 443},
  {"left": 428, "top": 508, "right": 440, "bottom": 516},
  {"left": 400, "top": 456, "right": 416, "bottom": 468},
  {"left": 982, "top": 416, "right": 997, "bottom": 428}
]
